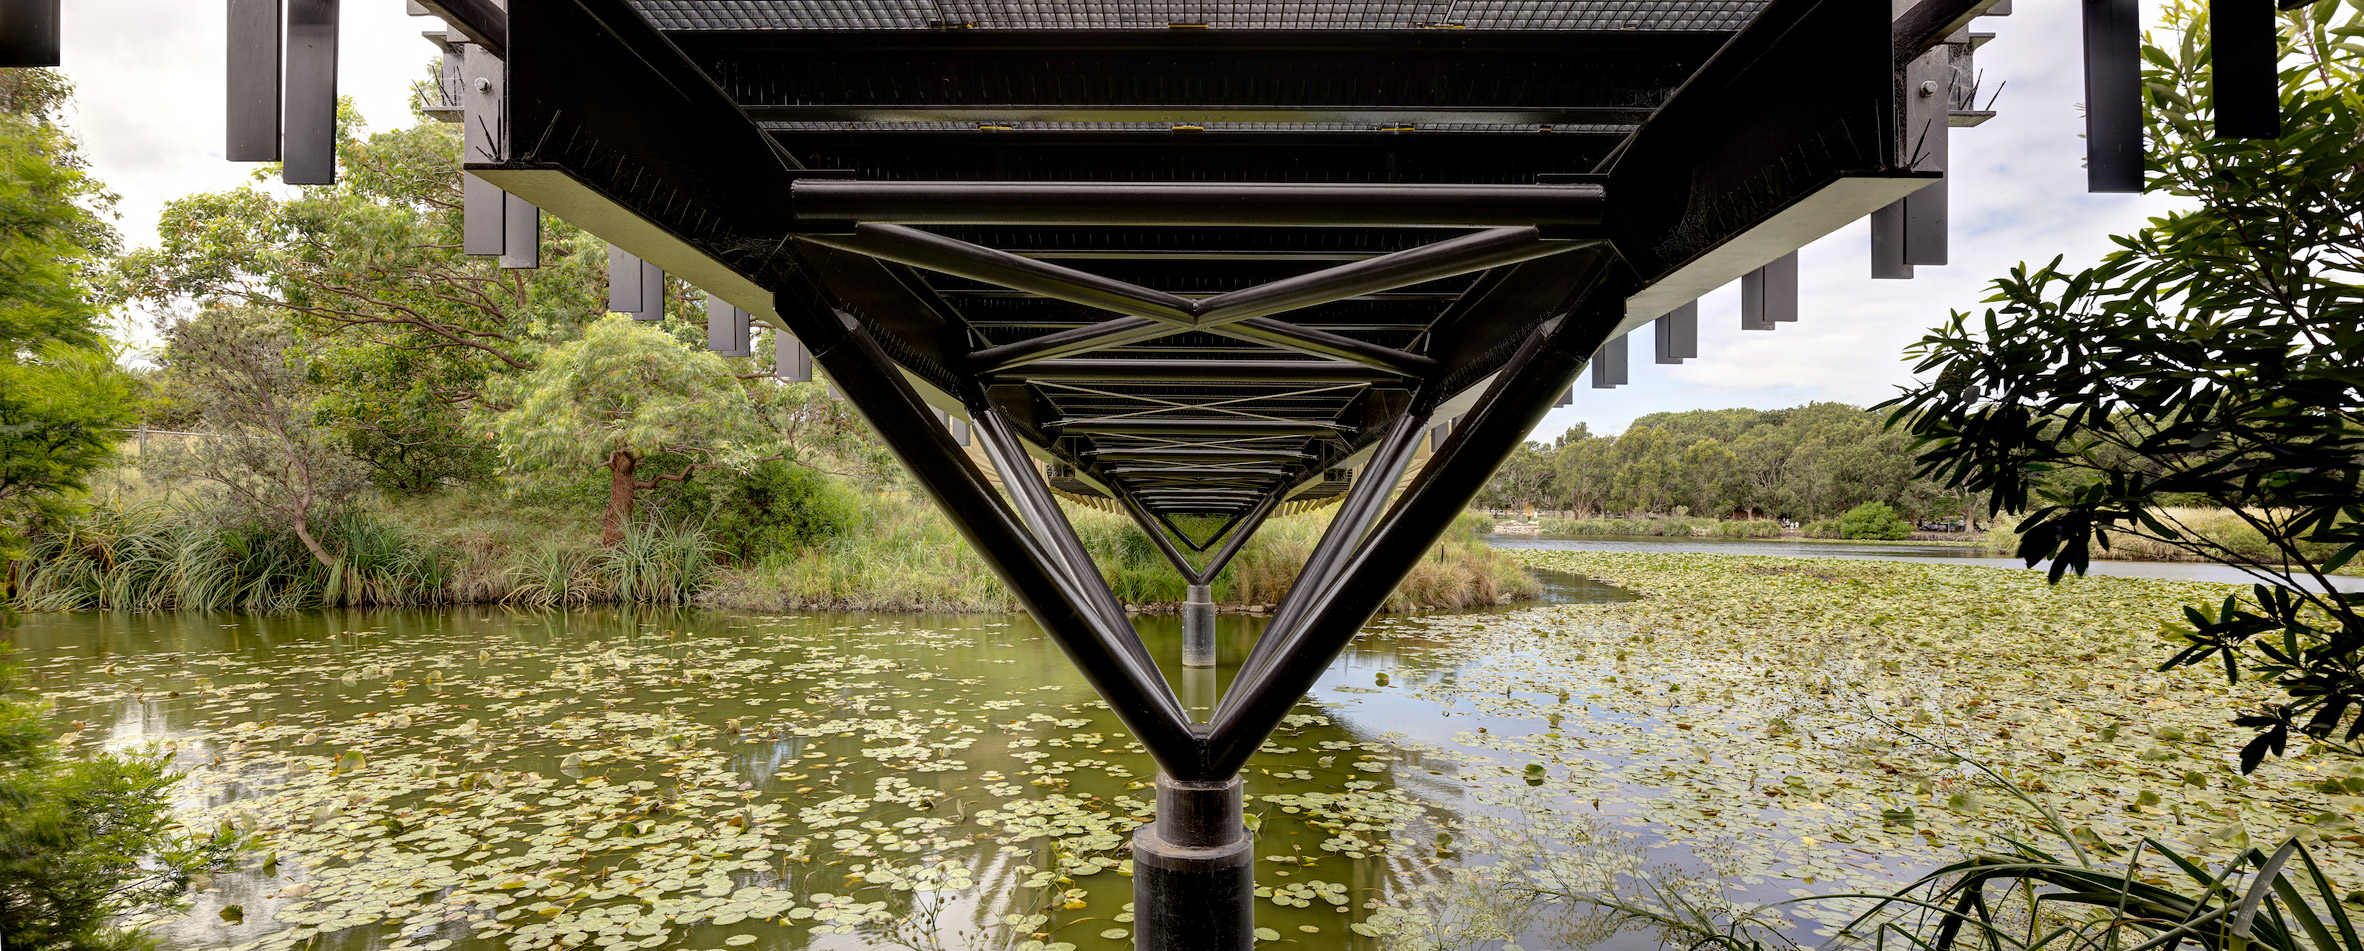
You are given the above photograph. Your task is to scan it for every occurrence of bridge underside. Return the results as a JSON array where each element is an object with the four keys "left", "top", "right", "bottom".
[
  {"left": 361, "top": 0, "right": 1990, "bottom": 945},
  {"left": 430, "top": 0, "right": 1995, "bottom": 784}
]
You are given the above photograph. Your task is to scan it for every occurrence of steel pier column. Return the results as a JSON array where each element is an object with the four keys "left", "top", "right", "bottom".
[
  {"left": 1133, "top": 775, "right": 1252, "bottom": 951},
  {"left": 1181, "top": 584, "right": 1217, "bottom": 668}
]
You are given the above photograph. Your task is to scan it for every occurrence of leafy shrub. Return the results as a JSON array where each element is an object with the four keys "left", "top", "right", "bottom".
[
  {"left": 1801, "top": 519, "right": 1842, "bottom": 539},
  {"left": 0, "top": 656, "right": 245, "bottom": 950},
  {"left": 1711, "top": 519, "right": 1782, "bottom": 538},
  {"left": 1837, "top": 501, "right": 1913, "bottom": 540},
  {"left": 698, "top": 461, "right": 865, "bottom": 564}
]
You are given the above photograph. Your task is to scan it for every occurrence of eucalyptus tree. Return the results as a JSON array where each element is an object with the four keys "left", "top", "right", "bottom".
[
  {"left": 1888, "top": 0, "right": 2363, "bottom": 768},
  {"left": 110, "top": 111, "right": 635, "bottom": 493}
]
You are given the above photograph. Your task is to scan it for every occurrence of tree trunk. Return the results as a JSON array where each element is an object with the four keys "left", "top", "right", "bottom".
[
  {"left": 603, "top": 450, "right": 639, "bottom": 546},
  {"left": 291, "top": 511, "right": 336, "bottom": 570}
]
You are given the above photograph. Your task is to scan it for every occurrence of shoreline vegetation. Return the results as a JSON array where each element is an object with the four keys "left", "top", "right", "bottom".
[
  {"left": 1512, "top": 507, "right": 2354, "bottom": 570},
  {"left": 7, "top": 493, "right": 1534, "bottom": 615}
]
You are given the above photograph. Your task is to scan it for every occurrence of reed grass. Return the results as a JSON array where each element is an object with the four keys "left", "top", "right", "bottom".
[
  {"left": 1540, "top": 516, "right": 1708, "bottom": 537},
  {"left": 13, "top": 485, "right": 1535, "bottom": 615},
  {"left": 1982, "top": 507, "right": 2351, "bottom": 569},
  {"left": 10, "top": 499, "right": 710, "bottom": 611},
  {"left": 708, "top": 503, "right": 1536, "bottom": 614}
]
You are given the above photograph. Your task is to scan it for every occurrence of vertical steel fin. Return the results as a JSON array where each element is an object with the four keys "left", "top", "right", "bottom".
[
  {"left": 1743, "top": 251, "right": 1800, "bottom": 328},
  {"left": 499, "top": 191, "right": 539, "bottom": 268},
  {"left": 1590, "top": 331, "right": 1628, "bottom": 387},
  {"left": 0, "top": 0, "right": 59, "bottom": 67},
  {"left": 1870, "top": 199, "right": 1914, "bottom": 279},
  {"left": 1653, "top": 300, "right": 1699, "bottom": 363},
  {"left": 227, "top": 0, "right": 282, "bottom": 161},
  {"left": 606, "top": 245, "right": 640, "bottom": 314},
  {"left": 1903, "top": 47, "right": 1950, "bottom": 265},
  {"left": 2210, "top": 0, "right": 2281, "bottom": 139},
  {"left": 462, "top": 174, "right": 505, "bottom": 255},
  {"left": 2083, "top": 0, "right": 2144, "bottom": 192},
  {"left": 637, "top": 260, "right": 666, "bottom": 321},
  {"left": 775, "top": 330, "right": 814, "bottom": 382},
  {"left": 281, "top": 0, "right": 339, "bottom": 185}
]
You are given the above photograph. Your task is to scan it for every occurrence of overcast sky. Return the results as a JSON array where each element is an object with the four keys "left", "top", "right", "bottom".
[{"left": 55, "top": 0, "right": 2179, "bottom": 441}]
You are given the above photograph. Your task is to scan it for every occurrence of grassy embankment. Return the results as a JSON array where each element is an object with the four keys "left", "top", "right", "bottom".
[
  {"left": 8, "top": 493, "right": 1533, "bottom": 614},
  {"left": 1539, "top": 516, "right": 1788, "bottom": 539},
  {"left": 1982, "top": 507, "right": 2355, "bottom": 570}
]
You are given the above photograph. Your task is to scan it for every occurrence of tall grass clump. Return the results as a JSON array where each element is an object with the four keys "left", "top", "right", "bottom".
[
  {"left": 12, "top": 502, "right": 447, "bottom": 611},
  {"left": 713, "top": 500, "right": 1536, "bottom": 613},
  {"left": 1982, "top": 508, "right": 2352, "bottom": 569},
  {"left": 1711, "top": 519, "right": 1783, "bottom": 538},
  {"left": 1541, "top": 517, "right": 1707, "bottom": 537},
  {"left": 11, "top": 500, "right": 715, "bottom": 611}
]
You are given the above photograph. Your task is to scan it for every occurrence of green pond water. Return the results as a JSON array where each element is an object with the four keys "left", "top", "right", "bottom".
[{"left": 4, "top": 568, "right": 2016, "bottom": 951}]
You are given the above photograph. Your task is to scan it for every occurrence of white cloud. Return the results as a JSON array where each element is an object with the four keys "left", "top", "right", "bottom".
[
  {"left": 1537, "top": 0, "right": 2188, "bottom": 441},
  {"left": 64, "top": 0, "right": 427, "bottom": 254}
]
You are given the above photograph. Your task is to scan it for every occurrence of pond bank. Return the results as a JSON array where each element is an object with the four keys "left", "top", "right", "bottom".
[
  {"left": 11, "top": 550, "right": 2356, "bottom": 951},
  {"left": 1493, "top": 533, "right": 2364, "bottom": 592},
  {"left": 9, "top": 500, "right": 1534, "bottom": 616}
]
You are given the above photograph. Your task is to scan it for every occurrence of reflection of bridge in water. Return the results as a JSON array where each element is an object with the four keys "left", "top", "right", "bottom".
[{"left": 7, "top": 0, "right": 2287, "bottom": 940}]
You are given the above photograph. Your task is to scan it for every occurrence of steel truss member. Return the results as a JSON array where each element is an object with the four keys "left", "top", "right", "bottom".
[{"left": 195, "top": 0, "right": 2102, "bottom": 946}]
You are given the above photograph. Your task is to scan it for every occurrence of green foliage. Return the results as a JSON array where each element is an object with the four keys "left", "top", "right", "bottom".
[
  {"left": 697, "top": 461, "right": 864, "bottom": 564},
  {"left": 1884, "top": 0, "right": 2363, "bottom": 767},
  {"left": 1800, "top": 519, "right": 1841, "bottom": 539},
  {"left": 0, "top": 71, "right": 134, "bottom": 567},
  {"left": 0, "top": 655, "right": 244, "bottom": 950},
  {"left": 1836, "top": 501, "right": 1912, "bottom": 541},
  {"left": 1483, "top": 405, "right": 1976, "bottom": 523},
  {"left": 490, "top": 315, "right": 768, "bottom": 474}
]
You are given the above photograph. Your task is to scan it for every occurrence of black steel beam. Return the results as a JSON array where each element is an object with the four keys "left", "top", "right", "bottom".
[
  {"left": 792, "top": 181, "right": 1609, "bottom": 229},
  {"left": 1190, "top": 496, "right": 1281, "bottom": 581},
  {"left": 773, "top": 129, "right": 1628, "bottom": 188},
  {"left": 1211, "top": 319, "right": 1438, "bottom": 377},
  {"left": 1893, "top": 0, "right": 2003, "bottom": 63},
  {"left": 973, "top": 408, "right": 1154, "bottom": 665},
  {"left": 767, "top": 279, "right": 1202, "bottom": 777},
  {"left": 1604, "top": 0, "right": 1904, "bottom": 282},
  {"left": 1195, "top": 229, "right": 1587, "bottom": 324},
  {"left": 1116, "top": 472, "right": 1293, "bottom": 483},
  {"left": 481, "top": 0, "right": 804, "bottom": 292},
  {"left": 412, "top": 0, "right": 505, "bottom": 57},
  {"left": 1239, "top": 415, "right": 1425, "bottom": 683},
  {"left": 1208, "top": 265, "right": 1623, "bottom": 776},
  {"left": 804, "top": 225, "right": 1199, "bottom": 323},
  {"left": 997, "top": 360, "right": 1407, "bottom": 385},
  {"left": 1048, "top": 419, "right": 1340, "bottom": 437},
  {"left": 675, "top": 29, "right": 1720, "bottom": 123},
  {"left": 1088, "top": 449, "right": 1315, "bottom": 462}
]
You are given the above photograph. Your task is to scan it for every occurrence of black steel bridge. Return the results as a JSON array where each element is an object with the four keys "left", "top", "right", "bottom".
[{"left": 0, "top": 0, "right": 2287, "bottom": 944}]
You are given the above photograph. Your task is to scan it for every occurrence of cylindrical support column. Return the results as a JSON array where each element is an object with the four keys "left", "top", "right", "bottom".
[
  {"left": 1182, "top": 584, "right": 1217, "bottom": 668},
  {"left": 1134, "top": 776, "right": 1252, "bottom": 951}
]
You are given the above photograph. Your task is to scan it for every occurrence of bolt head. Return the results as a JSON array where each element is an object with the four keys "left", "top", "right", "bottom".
[
  {"left": 1919, "top": 80, "right": 1940, "bottom": 96},
  {"left": 474, "top": 77, "right": 492, "bottom": 92}
]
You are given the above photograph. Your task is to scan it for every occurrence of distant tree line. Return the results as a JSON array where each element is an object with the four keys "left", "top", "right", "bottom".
[{"left": 1477, "top": 403, "right": 1980, "bottom": 524}]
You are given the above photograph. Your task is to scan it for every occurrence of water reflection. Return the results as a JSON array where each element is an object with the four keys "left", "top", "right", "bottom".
[{"left": 6, "top": 567, "right": 1776, "bottom": 951}]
